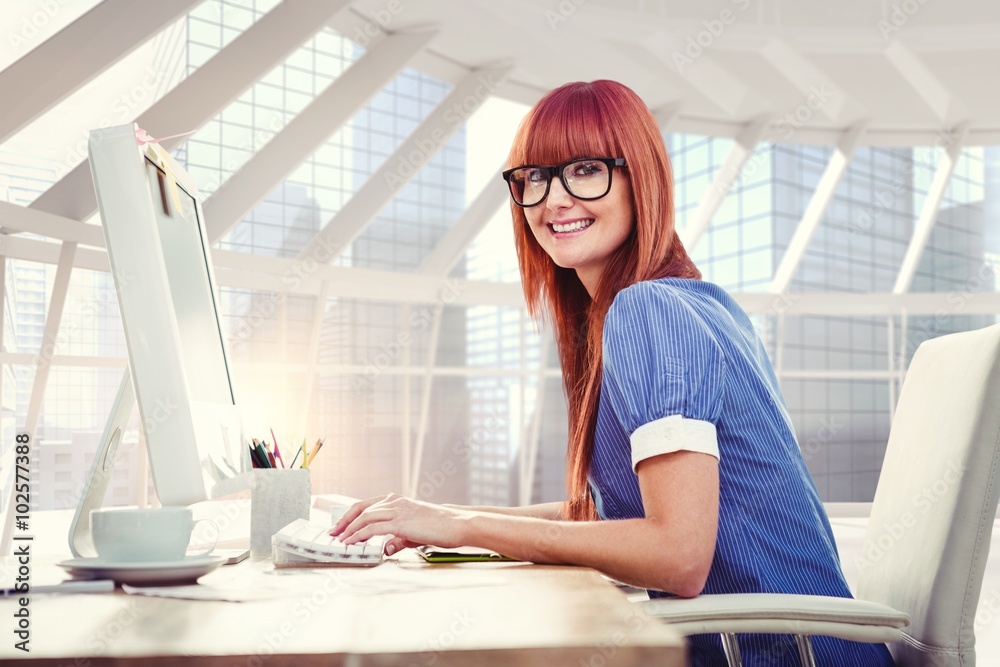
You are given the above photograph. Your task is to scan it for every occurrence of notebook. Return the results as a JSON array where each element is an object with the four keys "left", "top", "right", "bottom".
[
  {"left": 272, "top": 518, "right": 388, "bottom": 568},
  {"left": 416, "top": 545, "right": 519, "bottom": 563}
]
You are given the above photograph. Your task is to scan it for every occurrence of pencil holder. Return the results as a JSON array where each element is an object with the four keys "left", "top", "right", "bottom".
[{"left": 250, "top": 468, "right": 311, "bottom": 558}]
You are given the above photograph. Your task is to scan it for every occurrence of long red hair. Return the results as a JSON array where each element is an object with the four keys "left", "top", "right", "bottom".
[{"left": 507, "top": 80, "right": 701, "bottom": 521}]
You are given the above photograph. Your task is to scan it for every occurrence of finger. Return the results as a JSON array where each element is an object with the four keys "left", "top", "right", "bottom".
[
  {"left": 330, "top": 495, "right": 390, "bottom": 535},
  {"left": 343, "top": 520, "right": 396, "bottom": 546},
  {"left": 384, "top": 537, "right": 403, "bottom": 556},
  {"left": 339, "top": 508, "right": 395, "bottom": 543},
  {"left": 383, "top": 537, "right": 420, "bottom": 556}
]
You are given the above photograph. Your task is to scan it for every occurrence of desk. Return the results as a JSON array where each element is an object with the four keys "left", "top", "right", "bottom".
[{"left": 0, "top": 509, "right": 685, "bottom": 666}]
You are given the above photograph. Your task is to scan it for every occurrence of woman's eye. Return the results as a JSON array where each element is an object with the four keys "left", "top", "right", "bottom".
[
  {"left": 572, "top": 162, "right": 604, "bottom": 178},
  {"left": 526, "top": 169, "right": 548, "bottom": 184}
]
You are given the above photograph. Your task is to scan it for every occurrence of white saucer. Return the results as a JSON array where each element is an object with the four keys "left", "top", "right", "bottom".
[{"left": 57, "top": 554, "right": 226, "bottom": 585}]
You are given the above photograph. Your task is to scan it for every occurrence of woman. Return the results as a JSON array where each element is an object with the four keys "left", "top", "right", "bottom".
[{"left": 332, "top": 80, "right": 894, "bottom": 666}]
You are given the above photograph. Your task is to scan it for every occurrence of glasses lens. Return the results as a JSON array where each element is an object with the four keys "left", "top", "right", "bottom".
[
  {"left": 562, "top": 159, "right": 611, "bottom": 199},
  {"left": 508, "top": 167, "right": 549, "bottom": 206}
]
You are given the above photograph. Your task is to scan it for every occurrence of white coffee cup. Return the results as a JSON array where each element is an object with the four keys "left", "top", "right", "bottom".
[{"left": 90, "top": 507, "right": 215, "bottom": 562}]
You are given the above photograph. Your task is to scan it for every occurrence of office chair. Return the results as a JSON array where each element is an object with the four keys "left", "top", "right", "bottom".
[{"left": 641, "top": 323, "right": 1000, "bottom": 666}]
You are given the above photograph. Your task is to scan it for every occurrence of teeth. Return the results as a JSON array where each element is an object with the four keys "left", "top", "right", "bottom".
[{"left": 552, "top": 219, "right": 594, "bottom": 233}]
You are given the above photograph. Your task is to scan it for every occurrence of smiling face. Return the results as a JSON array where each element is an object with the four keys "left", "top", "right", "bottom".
[{"left": 522, "top": 164, "right": 634, "bottom": 296}]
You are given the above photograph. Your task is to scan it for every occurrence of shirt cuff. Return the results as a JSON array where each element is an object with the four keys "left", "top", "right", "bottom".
[{"left": 629, "top": 414, "right": 720, "bottom": 472}]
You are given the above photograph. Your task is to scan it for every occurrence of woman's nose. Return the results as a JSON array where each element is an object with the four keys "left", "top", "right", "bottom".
[{"left": 545, "top": 175, "right": 573, "bottom": 210}]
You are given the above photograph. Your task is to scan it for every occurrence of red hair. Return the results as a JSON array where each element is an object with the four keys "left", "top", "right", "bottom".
[{"left": 507, "top": 80, "right": 701, "bottom": 521}]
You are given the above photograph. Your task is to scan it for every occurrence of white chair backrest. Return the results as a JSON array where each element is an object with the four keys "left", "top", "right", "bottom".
[{"left": 858, "top": 324, "right": 1000, "bottom": 667}]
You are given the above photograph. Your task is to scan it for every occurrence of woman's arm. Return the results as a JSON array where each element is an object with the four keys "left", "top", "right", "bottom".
[
  {"left": 335, "top": 450, "right": 718, "bottom": 598},
  {"left": 464, "top": 451, "right": 718, "bottom": 597},
  {"left": 442, "top": 501, "right": 565, "bottom": 521}
]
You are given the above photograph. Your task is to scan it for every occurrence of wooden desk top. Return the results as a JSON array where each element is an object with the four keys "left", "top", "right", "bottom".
[{"left": 0, "top": 553, "right": 685, "bottom": 666}]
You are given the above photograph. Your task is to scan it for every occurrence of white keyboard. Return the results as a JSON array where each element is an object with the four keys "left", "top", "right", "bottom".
[{"left": 272, "top": 518, "right": 388, "bottom": 566}]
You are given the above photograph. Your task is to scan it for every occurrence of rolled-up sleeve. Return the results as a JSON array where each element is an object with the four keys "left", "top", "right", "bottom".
[{"left": 602, "top": 282, "right": 726, "bottom": 472}]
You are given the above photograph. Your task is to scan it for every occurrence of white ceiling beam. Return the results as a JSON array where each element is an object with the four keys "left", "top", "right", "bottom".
[
  {"left": 235, "top": 362, "right": 563, "bottom": 379},
  {"left": 0, "top": 201, "right": 104, "bottom": 246},
  {"left": 680, "top": 115, "right": 770, "bottom": 251},
  {"left": 418, "top": 165, "right": 509, "bottom": 277},
  {"left": 733, "top": 290, "right": 1000, "bottom": 317},
  {"left": 27, "top": 245, "right": 75, "bottom": 411},
  {"left": 3, "top": 233, "right": 995, "bottom": 316},
  {"left": 653, "top": 102, "right": 683, "bottom": 134},
  {"left": 542, "top": 2, "right": 662, "bottom": 42},
  {"left": 893, "top": 122, "right": 970, "bottom": 294},
  {"left": 329, "top": 6, "right": 548, "bottom": 109},
  {"left": 0, "top": 235, "right": 110, "bottom": 271},
  {"left": 212, "top": 251, "right": 527, "bottom": 308},
  {"left": 324, "top": 5, "right": 1000, "bottom": 147},
  {"left": 29, "top": 0, "right": 355, "bottom": 223},
  {"left": 520, "top": 326, "right": 550, "bottom": 507},
  {"left": 0, "top": 0, "right": 199, "bottom": 146},
  {"left": 297, "top": 63, "right": 514, "bottom": 263},
  {"left": 769, "top": 122, "right": 868, "bottom": 293},
  {"left": 0, "top": 353, "right": 126, "bottom": 368},
  {"left": 451, "top": 0, "right": 645, "bottom": 94},
  {"left": 408, "top": 304, "right": 444, "bottom": 496},
  {"left": 205, "top": 28, "right": 439, "bottom": 244},
  {"left": 601, "top": 35, "right": 704, "bottom": 106},
  {"left": 667, "top": 59, "right": 748, "bottom": 118},
  {"left": 641, "top": 31, "right": 762, "bottom": 118},
  {"left": 0, "top": 235, "right": 526, "bottom": 308},
  {"left": 760, "top": 38, "right": 866, "bottom": 125},
  {"left": 884, "top": 41, "right": 969, "bottom": 125},
  {"left": 295, "top": 279, "right": 331, "bottom": 440},
  {"left": 677, "top": 119, "right": 1000, "bottom": 150}
]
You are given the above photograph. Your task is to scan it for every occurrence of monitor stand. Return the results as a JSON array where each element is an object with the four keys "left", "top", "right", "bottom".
[{"left": 68, "top": 369, "right": 135, "bottom": 558}]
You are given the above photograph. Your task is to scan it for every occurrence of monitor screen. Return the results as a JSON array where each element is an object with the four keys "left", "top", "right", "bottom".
[{"left": 144, "top": 158, "right": 234, "bottom": 406}]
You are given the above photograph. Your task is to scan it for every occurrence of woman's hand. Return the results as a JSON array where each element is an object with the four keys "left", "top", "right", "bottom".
[{"left": 329, "top": 493, "right": 472, "bottom": 555}]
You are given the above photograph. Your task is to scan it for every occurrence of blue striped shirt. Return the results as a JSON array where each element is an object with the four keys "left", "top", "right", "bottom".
[{"left": 590, "top": 278, "right": 894, "bottom": 666}]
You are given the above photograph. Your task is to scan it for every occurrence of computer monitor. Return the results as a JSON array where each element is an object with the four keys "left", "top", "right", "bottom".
[{"left": 69, "top": 123, "right": 251, "bottom": 556}]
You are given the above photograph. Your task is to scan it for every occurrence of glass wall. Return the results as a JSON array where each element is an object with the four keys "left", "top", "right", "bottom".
[{"left": 668, "top": 137, "right": 998, "bottom": 500}]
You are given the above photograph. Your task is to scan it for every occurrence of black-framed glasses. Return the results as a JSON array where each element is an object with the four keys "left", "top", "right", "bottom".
[{"left": 501, "top": 157, "right": 626, "bottom": 207}]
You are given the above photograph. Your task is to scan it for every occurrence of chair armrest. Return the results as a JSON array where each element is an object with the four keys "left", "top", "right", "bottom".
[{"left": 641, "top": 593, "right": 909, "bottom": 643}]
